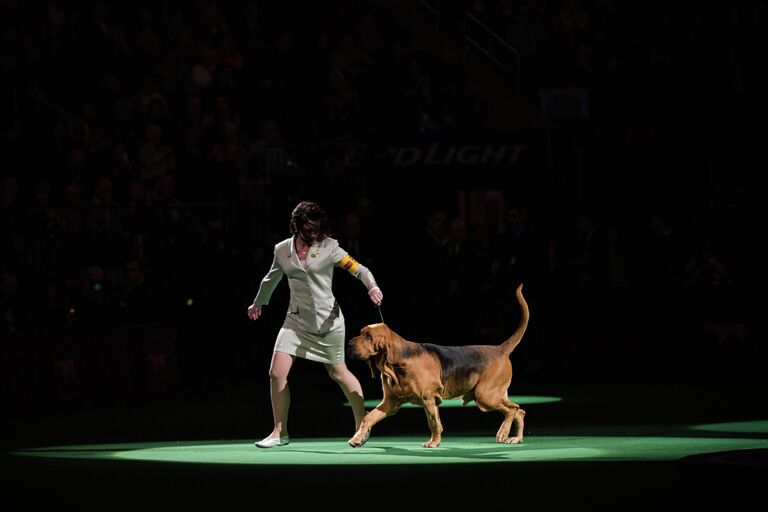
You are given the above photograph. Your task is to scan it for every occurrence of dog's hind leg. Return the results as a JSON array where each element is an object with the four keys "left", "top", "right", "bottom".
[
  {"left": 495, "top": 399, "right": 525, "bottom": 444},
  {"left": 474, "top": 359, "right": 523, "bottom": 444},
  {"left": 476, "top": 394, "right": 525, "bottom": 444}
]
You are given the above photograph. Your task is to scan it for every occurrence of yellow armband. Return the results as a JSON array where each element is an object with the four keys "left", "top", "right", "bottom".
[{"left": 337, "top": 255, "right": 360, "bottom": 273}]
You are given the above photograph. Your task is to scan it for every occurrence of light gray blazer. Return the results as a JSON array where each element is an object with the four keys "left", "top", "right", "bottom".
[{"left": 253, "top": 236, "right": 378, "bottom": 334}]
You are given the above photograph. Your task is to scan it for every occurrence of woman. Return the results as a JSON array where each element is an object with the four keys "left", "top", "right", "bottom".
[{"left": 247, "top": 201, "right": 383, "bottom": 448}]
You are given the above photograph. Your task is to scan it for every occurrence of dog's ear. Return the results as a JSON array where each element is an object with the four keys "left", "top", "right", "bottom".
[
  {"left": 372, "top": 333, "right": 387, "bottom": 351},
  {"left": 371, "top": 324, "right": 389, "bottom": 352},
  {"left": 366, "top": 358, "right": 377, "bottom": 379},
  {"left": 373, "top": 325, "right": 403, "bottom": 388},
  {"left": 379, "top": 325, "right": 402, "bottom": 365}
]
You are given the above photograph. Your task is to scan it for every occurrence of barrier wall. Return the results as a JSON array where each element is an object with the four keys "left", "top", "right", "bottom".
[{"left": 1, "top": 322, "right": 179, "bottom": 416}]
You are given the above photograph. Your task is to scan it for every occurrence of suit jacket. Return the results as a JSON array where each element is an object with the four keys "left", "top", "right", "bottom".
[{"left": 253, "top": 236, "right": 378, "bottom": 334}]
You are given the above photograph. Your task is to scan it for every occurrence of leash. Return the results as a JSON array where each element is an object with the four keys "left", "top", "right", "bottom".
[{"left": 376, "top": 304, "right": 385, "bottom": 323}]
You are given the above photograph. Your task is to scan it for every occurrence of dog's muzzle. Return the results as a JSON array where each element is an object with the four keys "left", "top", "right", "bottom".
[{"left": 347, "top": 337, "right": 368, "bottom": 360}]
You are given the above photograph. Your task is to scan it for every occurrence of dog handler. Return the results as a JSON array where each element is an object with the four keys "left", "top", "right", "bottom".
[{"left": 247, "top": 201, "right": 383, "bottom": 448}]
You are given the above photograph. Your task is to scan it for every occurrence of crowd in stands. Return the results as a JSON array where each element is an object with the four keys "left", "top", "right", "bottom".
[
  {"left": 1, "top": 1, "right": 764, "bottom": 414},
  {"left": 468, "top": 0, "right": 768, "bottom": 130}
]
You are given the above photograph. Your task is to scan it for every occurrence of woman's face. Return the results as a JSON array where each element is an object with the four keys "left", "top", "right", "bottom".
[{"left": 298, "top": 219, "right": 321, "bottom": 244}]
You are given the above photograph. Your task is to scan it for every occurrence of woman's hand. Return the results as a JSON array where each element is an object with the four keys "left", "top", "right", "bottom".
[
  {"left": 247, "top": 304, "right": 262, "bottom": 320},
  {"left": 368, "top": 286, "right": 383, "bottom": 306}
]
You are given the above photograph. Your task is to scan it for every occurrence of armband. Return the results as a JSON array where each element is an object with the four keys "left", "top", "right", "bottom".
[{"left": 337, "top": 255, "right": 360, "bottom": 273}]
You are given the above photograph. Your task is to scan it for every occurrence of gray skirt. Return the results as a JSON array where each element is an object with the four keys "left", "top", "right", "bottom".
[{"left": 273, "top": 326, "right": 345, "bottom": 364}]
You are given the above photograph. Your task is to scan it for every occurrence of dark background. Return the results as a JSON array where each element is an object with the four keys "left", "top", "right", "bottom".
[{"left": 1, "top": 0, "right": 766, "bottom": 428}]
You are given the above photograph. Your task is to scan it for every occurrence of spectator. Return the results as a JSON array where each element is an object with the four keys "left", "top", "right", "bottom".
[
  {"left": 137, "top": 124, "right": 177, "bottom": 188},
  {"left": 1, "top": 270, "right": 34, "bottom": 333},
  {"left": 115, "top": 259, "right": 157, "bottom": 324}
]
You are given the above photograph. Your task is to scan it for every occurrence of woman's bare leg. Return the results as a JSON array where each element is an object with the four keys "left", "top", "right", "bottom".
[
  {"left": 265, "top": 351, "right": 295, "bottom": 439},
  {"left": 326, "top": 362, "right": 366, "bottom": 430}
]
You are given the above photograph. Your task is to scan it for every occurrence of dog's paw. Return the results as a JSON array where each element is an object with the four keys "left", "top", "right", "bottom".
[
  {"left": 422, "top": 439, "right": 441, "bottom": 448},
  {"left": 348, "top": 430, "right": 370, "bottom": 448},
  {"left": 501, "top": 436, "right": 523, "bottom": 445}
]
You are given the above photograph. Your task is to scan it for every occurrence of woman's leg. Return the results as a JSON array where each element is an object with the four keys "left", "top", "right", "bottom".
[
  {"left": 325, "top": 362, "right": 366, "bottom": 430},
  {"left": 266, "top": 351, "right": 295, "bottom": 439}
]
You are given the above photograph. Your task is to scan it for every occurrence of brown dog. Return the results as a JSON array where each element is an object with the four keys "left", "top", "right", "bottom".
[{"left": 348, "top": 283, "right": 529, "bottom": 448}]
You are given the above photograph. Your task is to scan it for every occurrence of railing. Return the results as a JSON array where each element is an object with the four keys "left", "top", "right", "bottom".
[
  {"left": 3, "top": 202, "right": 231, "bottom": 282},
  {"left": 414, "top": 1, "right": 521, "bottom": 93},
  {"left": 416, "top": 0, "right": 439, "bottom": 19},
  {"left": 463, "top": 12, "right": 521, "bottom": 92},
  {"left": 1, "top": 322, "right": 181, "bottom": 413}
]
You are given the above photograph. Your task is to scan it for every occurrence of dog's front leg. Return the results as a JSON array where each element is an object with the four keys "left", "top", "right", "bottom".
[
  {"left": 348, "top": 398, "right": 401, "bottom": 447},
  {"left": 421, "top": 397, "right": 443, "bottom": 448}
]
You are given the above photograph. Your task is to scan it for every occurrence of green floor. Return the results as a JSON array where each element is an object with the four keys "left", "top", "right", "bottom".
[
  {"left": 13, "top": 422, "right": 768, "bottom": 465},
  {"left": 3, "top": 378, "right": 767, "bottom": 509}
]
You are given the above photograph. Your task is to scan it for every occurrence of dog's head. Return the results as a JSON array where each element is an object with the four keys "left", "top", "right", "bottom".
[
  {"left": 349, "top": 323, "right": 406, "bottom": 385},
  {"left": 348, "top": 322, "right": 391, "bottom": 361}
]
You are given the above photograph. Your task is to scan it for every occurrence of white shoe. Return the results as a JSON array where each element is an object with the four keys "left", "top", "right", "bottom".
[{"left": 255, "top": 436, "right": 290, "bottom": 448}]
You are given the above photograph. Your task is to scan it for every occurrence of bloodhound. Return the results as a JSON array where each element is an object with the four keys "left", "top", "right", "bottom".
[{"left": 348, "top": 283, "right": 529, "bottom": 448}]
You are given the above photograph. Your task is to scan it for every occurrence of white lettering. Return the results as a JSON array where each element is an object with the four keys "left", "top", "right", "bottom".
[
  {"left": 392, "top": 147, "right": 421, "bottom": 166},
  {"left": 456, "top": 145, "right": 481, "bottom": 164},
  {"left": 482, "top": 145, "right": 508, "bottom": 164},
  {"left": 390, "top": 144, "right": 529, "bottom": 166},
  {"left": 443, "top": 145, "right": 457, "bottom": 165},
  {"left": 506, "top": 145, "right": 526, "bottom": 163},
  {"left": 424, "top": 144, "right": 443, "bottom": 165}
]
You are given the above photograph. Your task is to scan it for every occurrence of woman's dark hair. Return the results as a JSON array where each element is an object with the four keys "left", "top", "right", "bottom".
[{"left": 289, "top": 201, "right": 331, "bottom": 241}]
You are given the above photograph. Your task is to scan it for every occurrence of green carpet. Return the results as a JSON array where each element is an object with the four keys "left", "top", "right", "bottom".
[{"left": 12, "top": 421, "right": 768, "bottom": 465}]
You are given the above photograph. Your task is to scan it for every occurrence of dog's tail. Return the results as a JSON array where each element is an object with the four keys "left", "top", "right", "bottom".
[{"left": 501, "top": 283, "right": 529, "bottom": 356}]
